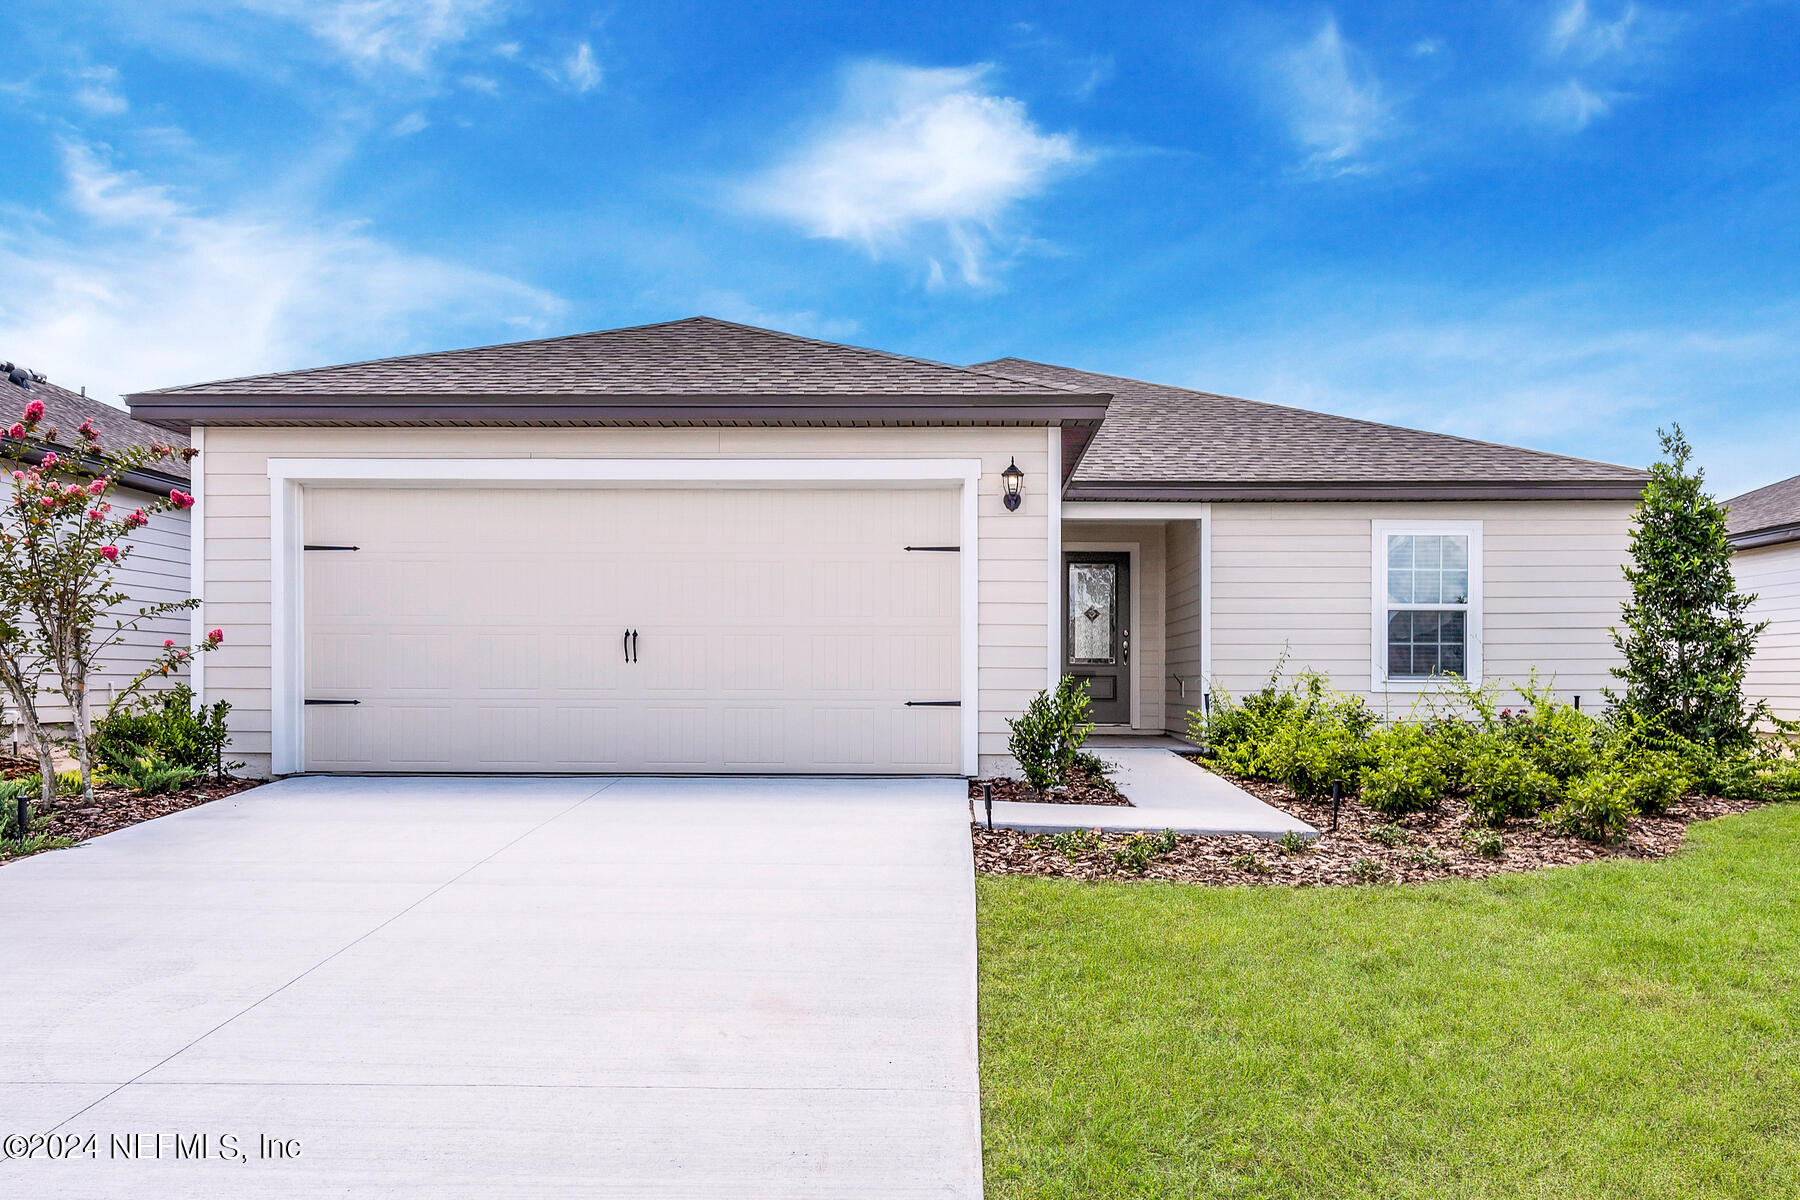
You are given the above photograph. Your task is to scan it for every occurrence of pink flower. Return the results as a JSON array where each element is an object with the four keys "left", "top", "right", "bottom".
[
  {"left": 168, "top": 488, "right": 194, "bottom": 509},
  {"left": 87, "top": 479, "right": 106, "bottom": 495},
  {"left": 64, "top": 483, "right": 82, "bottom": 496},
  {"left": 164, "top": 639, "right": 175, "bottom": 648},
  {"left": 207, "top": 628, "right": 223, "bottom": 644},
  {"left": 127, "top": 509, "right": 148, "bottom": 527},
  {"left": 9, "top": 471, "right": 21, "bottom": 480},
  {"left": 78, "top": 420, "right": 98, "bottom": 442},
  {"left": 23, "top": 400, "right": 44, "bottom": 423},
  {"left": 41, "top": 452, "right": 57, "bottom": 466},
  {"left": 6, "top": 424, "right": 21, "bottom": 439},
  {"left": 87, "top": 509, "right": 103, "bottom": 522},
  {"left": 100, "top": 545, "right": 119, "bottom": 561},
  {"left": 38, "top": 497, "right": 54, "bottom": 509}
]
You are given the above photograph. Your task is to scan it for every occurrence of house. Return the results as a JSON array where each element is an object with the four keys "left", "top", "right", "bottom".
[
  {"left": 1, "top": 363, "right": 193, "bottom": 726},
  {"left": 1727, "top": 473, "right": 1800, "bottom": 724},
  {"left": 124, "top": 318, "right": 1649, "bottom": 779}
]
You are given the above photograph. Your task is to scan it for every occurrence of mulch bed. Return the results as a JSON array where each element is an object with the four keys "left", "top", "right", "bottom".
[
  {"left": 0, "top": 777, "right": 262, "bottom": 864},
  {"left": 973, "top": 761, "right": 1766, "bottom": 885},
  {"left": 969, "top": 764, "right": 1131, "bottom": 807}
]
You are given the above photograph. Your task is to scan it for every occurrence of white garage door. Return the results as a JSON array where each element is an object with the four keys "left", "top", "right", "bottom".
[{"left": 302, "top": 485, "right": 961, "bottom": 773}]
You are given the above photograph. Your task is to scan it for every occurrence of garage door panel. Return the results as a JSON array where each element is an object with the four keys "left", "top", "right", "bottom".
[{"left": 302, "top": 486, "right": 960, "bottom": 774}]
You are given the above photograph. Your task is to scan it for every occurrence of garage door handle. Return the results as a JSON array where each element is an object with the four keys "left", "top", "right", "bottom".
[
  {"left": 305, "top": 699, "right": 361, "bottom": 706},
  {"left": 631, "top": 629, "right": 639, "bottom": 663},
  {"left": 623, "top": 629, "right": 631, "bottom": 663},
  {"left": 904, "top": 700, "right": 961, "bottom": 707}
]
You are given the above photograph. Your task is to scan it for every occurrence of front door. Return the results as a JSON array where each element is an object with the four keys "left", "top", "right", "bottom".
[{"left": 1064, "top": 552, "right": 1130, "bottom": 725}]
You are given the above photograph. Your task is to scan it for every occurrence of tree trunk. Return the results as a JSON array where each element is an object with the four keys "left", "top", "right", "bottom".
[
  {"left": 1, "top": 677, "right": 57, "bottom": 813},
  {"left": 59, "top": 672, "right": 95, "bottom": 804}
]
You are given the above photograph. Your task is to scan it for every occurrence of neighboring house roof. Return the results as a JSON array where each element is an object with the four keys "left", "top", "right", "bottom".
[
  {"left": 2, "top": 364, "right": 190, "bottom": 487},
  {"left": 1726, "top": 473, "right": 1800, "bottom": 550},
  {"left": 972, "top": 358, "right": 1650, "bottom": 502}
]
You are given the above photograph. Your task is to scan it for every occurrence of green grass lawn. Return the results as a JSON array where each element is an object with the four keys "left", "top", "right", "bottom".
[{"left": 978, "top": 805, "right": 1800, "bottom": 1199}]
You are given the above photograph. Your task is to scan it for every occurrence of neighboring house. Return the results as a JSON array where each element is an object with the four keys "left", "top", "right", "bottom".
[
  {"left": 1726, "top": 473, "right": 1800, "bottom": 724},
  {"left": 124, "top": 318, "right": 1648, "bottom": 779},
  {"left": 1, "top": 363, "right": 192, "bottom": 727}
]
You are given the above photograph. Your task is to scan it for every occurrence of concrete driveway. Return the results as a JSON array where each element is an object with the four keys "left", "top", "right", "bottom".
[{"left": 0, "top": 776, "right": 981, "bottom": 1198}]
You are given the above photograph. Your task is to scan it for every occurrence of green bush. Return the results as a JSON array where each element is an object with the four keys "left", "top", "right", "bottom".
[
  {"left": 1547, "top": 771, "right": 1639, "bottom": 842},
  {"left": 1462, "top": 826, "right": 1504, "bottom": 858},
  {"left": 1277, "top": 830, "right": 1310, "bottom": 856},
  {"left": 1196, "top": 666, "right": 1373, "bottom": 798},
  {"left": 1462, "top": 735, "right": 1559, "bottom": 826},
  {"left": 1359, "top": 725, "right": 1446, "bottom": 816},
  {"left": 1112, "top": 829, "right": 1179, "bottom": 874},
  {"left": 1502, "top": 680, "right": 1604, "bottom": 783},
  {"left": 0, "top": 778, "right": 31, "bottom": 838},
  {"left": 93, "top": 683, "right": 236, "bottom": 778},
  {"left": 1008, "top": 676, "right": 1094, "bottom": 791},
  {"left": 1368, "top": 822, "right": 1408, "bottom": 847},
  {"left": 1049, "top": 827, "right": 1103, "bottom": 858}
]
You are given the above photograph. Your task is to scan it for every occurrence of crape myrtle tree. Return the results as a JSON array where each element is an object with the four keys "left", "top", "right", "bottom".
[
  {"left": 1607, "top": 425, "right": 1766, "bottom": 748},
  {"left": 0, "top": 395, "right": 223, "bottom": 808}
]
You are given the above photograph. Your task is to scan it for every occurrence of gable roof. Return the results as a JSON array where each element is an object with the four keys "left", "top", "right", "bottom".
[
  {"left": 1726, "top": 473, "right": 1800, "bottom": 550},
  {"left": 127, "top": 318, "right": 1112, "bottom": 448},
  {"left": 973, "top": 358, "right": 1649, "bottom": 502},
  {"left": 2, "top": 366, "right": 189, "bottom": 485}
]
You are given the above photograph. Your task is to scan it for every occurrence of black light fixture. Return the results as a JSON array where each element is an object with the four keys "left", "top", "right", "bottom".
[{"left": 1001, "top": 457, "right": 1025, "bottom": 511}]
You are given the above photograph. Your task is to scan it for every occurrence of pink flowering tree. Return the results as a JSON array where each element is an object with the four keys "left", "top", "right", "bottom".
[{"left": 0, "top": 397, "right": 222, "bottom": 807}]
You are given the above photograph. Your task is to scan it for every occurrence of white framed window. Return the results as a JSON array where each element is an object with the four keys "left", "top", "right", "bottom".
[{"left": 1371, "top": 520, "right": 1483, "bottom": 687}]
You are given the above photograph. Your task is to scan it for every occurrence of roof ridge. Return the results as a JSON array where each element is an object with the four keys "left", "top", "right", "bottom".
[{"left": 979, "top": 357, "right": 1647, "bottom": 477}]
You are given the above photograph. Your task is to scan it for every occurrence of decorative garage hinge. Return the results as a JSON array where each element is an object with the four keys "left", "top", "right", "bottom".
[
  {"left": 902, "top": 545, "right": 960, "bottom": 552},
  {"left": 304, "top": 699, "right": 361, "bottom": 706},
  {"left": 904, "top": 700, "right": 961, "bottom": 707},
  {"left": 303, "top": 544, "right": 360, "bottom": 551}
]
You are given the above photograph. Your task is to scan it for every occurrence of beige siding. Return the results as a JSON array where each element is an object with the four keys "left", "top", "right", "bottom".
[
  {"left": 4, "top": 490, "right": 190, "bottom": 729},
  {"left": 199, "top": 426, "right": 1052, "bottom": 778},
  {"left": 1209, "top": 500, "right": 1634, "bottom": 714},
  {"left": 1735, "top": 542, "right": 1800, "bottom": 723},
  {"left": 1064, "top": 523, "right": 1166, "bottom": 732},
  {"left": 1164, "top": 519, "right": 1203, "bottom": 734}
]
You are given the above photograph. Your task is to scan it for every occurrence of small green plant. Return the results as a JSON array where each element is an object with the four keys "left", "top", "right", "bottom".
[
  {"left": 1277, "top": 829, "right": 1310, "bottom": 856},
  {"left": 1070, "top": 750, "right": 1120, "bottom": 793},
  {"left": 1368, "top": 822, "right": 1409, "bottom": 847},
  {"left": 1231, "top": 851, "right": 1271, "bottom": 876},
  {"left": 101, "top": 746, "right": 200, "bottom": 797},
  {"left": 94, "top": 683, "right": 239, "bottom": 779},
  {"left": 1463, "top": 735, "right": 1559, "bottom": 826},
  {"left": 1112, "top": 829, "right": 1179, "bottom": 874},
  {"left": 1350, "top": 857, "right": 1385, "bottom": 883},
  {"left": 1050, "top": 827, "right": 1103, "bottom": 858},
  {"left": 1008, "top": 676, "right": 1094, "bottom": 792},
  {"left": 1359, "top": 724, "right": 1445, "bottom": 816},
  {"left": 1462, "top": 827, "right": 1504, "bottom": 858},
  {"left": 1403, "top": 845, "right": 1446, "bottom": 867}
]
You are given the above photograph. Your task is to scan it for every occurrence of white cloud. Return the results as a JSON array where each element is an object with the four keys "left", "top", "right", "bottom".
[
  {"left": 744, "top": 62, "right": 1083, "bottom": 286},
  {"left": 71, "top": 66, "right": 127, "bottom": 116},
  {"left": 1537, "top": 79, "right": 1615, "bottom": 131},
  {"left": 238, "top": 0, "right": 507, "bottom": 73},
  {"left": 391, "top": 110, "right": 430, "bottom": 136},
  {"left": 0, "top": 144, "right": 558, "bottom": 402},
  {"left": 1548, "top": 0, "right": 1641, "bottom": 62},
  {"left": 563, "top": 42, "right": 601, "bottom": 93},
  {"left": 1272, "top": 16, "right": 1391, "bottom": 173}
]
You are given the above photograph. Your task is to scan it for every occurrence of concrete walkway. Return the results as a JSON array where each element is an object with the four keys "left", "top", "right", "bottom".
[
  {"left": 0, "top": 776, "right": 981, "bottom": 1198},
  {"left": 983, "top": 747, "right": 1317, "bottom": 840}
]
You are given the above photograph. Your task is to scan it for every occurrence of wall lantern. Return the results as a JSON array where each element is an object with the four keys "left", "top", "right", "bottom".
[{"left": 1001, "top": 458, "right": 1025, "bottom": 512}]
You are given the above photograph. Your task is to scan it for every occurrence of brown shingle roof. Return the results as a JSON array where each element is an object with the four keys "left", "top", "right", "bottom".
[
  {"left": 140, "top": 317, "right": 1082, "bottom": 398},
  {"left": 1726, "top": 473, "right": 1800, "bottom": 548},
  {"left": 973, "top": 358, "right": 1649, "bottom": 501},
  {"left": 2, "top": 368, "right": 189, "bottom": 483}
]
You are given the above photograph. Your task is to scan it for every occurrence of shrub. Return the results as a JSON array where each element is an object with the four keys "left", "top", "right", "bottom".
[
  {"left": 1403, "top": 845, "right": 1446, "bottom": 867},
  {"left": 1503, "top": 679, "right": 1604, "bottom": 783},
  {"left": 1462, "top": 827, "right": 1504, "bottom": 858},
  {"left": 1547, "top": 772, "right": 1638, "bottom": 843},
  {"left": 1008, "top": 676, "right": 1094, "bottom": 792},
  {"left": 1196, "top": 665, "right": 1373, "bottom": 798},
  {"left": 1462, "top": 735, "right": 1559, "bottom": 826},
  {"left": 93, "top": 683, "right": 237, "bottom": 779},
  {"left": 1049, "top": 827, "right": 1103, "bottom": 858},
  {"left": 1359, "top": 725, "right": 1446, "bottom": 816},
  {"left": 1277, "top": 830, "right": 1310, "bottom": 856},
  {"left": 1231, "top": 852, "right": 1271, "bottom": 876},
  {"left": 1350, "top": 857, "right": 1385, "bottom": 883},
  {"left": 0, "top": 778, "right": 32, "bottom": 838}
]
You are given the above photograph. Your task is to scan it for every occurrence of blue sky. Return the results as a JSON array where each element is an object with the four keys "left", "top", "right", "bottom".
[{"left": 1, "top": 1, "right": 1795, "bottom": 494}]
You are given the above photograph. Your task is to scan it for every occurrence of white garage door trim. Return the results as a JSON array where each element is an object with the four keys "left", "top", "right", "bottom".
[{"left": 267, "top": 458, "right": 982, "bottom": 776}]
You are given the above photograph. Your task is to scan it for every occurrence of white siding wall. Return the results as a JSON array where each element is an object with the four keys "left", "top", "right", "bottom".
[
  {"left": 199, "top": 426, "right": 1052, "bottom": 778},
  {"left": 9, "top": 491, "right": 190, "bottom": 729},
  {"left": 1735, "top": 541, "right": 1800, "bottom": 724},
  {"left": 1164, "top": 519, "right": 1204, "bottom": 735},
  {"left": 1209, "top": 500, "right": 1635, "bottom": 714}
]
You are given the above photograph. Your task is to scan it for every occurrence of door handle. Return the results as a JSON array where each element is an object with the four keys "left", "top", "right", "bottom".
[
  {"left": 623, "top": 629, "right": 630, "bottom": 663},
  {"left": 631, "top": 629, "right": 639, "bottom": 663},
  {"left": 1122, "top": 627, "right": 1130, "bottom": 665}
]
